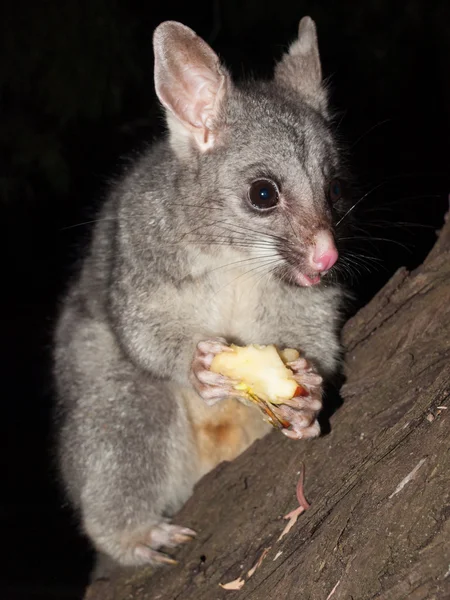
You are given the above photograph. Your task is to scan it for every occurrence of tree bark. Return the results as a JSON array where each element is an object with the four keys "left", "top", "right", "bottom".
[{"left": 85, "top": 215, "right": 450, "bottom": 600}]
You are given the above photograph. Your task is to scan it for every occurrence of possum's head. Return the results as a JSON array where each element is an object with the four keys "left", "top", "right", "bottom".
[{"left": 153, "top": 18, "right": 350, "bottom": 287}]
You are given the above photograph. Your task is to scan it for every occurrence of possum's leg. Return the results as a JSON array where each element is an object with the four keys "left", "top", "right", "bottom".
[{"left": 56, "top": 316, "right": 199, "bottom": 567}]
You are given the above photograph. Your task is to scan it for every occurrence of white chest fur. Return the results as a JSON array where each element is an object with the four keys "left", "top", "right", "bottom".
[{"left": 195, "top": 260, "right": 270, "bottom": 342}]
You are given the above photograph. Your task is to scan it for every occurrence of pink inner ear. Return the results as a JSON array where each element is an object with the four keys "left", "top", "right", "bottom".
[
  {"left": 154, "top": 23, "right": 227, "bottom": 136},
  {"left": 174, "top": 66, "right": 223, "bottom": 130}
]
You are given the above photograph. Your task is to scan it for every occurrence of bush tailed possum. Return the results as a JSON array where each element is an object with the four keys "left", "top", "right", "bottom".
[{"left": 54, "top": 16, "right": 349, "bottom": 567}]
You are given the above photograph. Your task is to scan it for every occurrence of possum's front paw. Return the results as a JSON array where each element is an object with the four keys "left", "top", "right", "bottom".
[
  {"left": 191, "top": 338, "right": 238, "bottom": 405},
  {"left": 275, "top": 357, "right": 323, "bottom": 439}
]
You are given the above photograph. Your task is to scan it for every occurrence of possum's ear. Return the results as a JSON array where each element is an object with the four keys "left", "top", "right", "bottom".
[
  {"left": 274, "top": 17, "right": 328, "bottom": 116},
  {"left": 153, "top": 21, "right": 231, "bottom": 157}
]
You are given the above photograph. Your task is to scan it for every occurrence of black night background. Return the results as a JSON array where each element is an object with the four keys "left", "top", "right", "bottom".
[{"left": 1, "top": 1, "right": 449, "bottom": 598}]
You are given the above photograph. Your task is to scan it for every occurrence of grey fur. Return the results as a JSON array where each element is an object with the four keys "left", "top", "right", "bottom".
[{"left": 54, "top": 17, "right": 348, "bottom": 568}]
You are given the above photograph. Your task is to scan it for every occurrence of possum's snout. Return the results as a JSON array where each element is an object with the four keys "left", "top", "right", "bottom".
[
  {"left": 287, "top": 230, "right": 338, "bottom": 287},
  {"left": 308, "top": 230, "right": 338, "bottom": 274}
]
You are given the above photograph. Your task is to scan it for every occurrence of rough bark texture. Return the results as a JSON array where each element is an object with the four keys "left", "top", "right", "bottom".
[{"left": 85, "top": 216, "right": 450, "bottom": 600}]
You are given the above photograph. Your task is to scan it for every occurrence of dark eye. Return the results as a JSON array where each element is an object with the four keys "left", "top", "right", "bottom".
[
  {"left": 248, "top": 179, "right": 280, "bottom": 210},
  {"left": 329, "top": 179, "right": 342, "bottom": 203}
]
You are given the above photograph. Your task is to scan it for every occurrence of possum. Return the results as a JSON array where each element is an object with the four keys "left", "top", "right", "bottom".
[{"left": 54, "top": 16, "right": 349, "bottom": 568}]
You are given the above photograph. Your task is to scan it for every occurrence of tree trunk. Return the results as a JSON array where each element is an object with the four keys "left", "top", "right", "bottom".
[{"left": 85, "top": 215, "right": 450, "bottom": 600}]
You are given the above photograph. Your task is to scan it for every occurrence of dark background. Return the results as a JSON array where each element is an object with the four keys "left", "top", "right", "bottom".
[{"left": 1, "top": 1, "right": 449, "bottom": 598}]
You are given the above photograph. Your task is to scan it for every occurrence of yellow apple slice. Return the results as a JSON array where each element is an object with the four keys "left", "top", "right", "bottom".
[
  {"left": 278, "top": 347, "right": 301, "bottom": 364},
  {"left": 210, "top": 344, "right": 302, "bottom": 405}
]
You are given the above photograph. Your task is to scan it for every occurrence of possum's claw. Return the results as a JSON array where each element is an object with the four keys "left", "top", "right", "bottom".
[
  {"left": 149, "top": 523, "right": 197, "bottom": 548},
  {"left": 132, "top": 524, "right": 196, "bottom": 566},
  {"left": 134, "top": 545, "right": 178, "bottom": 565}
]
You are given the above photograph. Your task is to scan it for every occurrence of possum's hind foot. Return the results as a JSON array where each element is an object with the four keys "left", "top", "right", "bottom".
[
  {"left": 133, "top": 523, "right": 197, "bottom": 566},
  {"left": 89, "top": 521, "right": 197, "bottom": 567}
]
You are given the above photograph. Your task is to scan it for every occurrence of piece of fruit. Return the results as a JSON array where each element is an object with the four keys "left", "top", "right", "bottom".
[{"left": 210, "top": 344, "right": 301, "bottom": 404}]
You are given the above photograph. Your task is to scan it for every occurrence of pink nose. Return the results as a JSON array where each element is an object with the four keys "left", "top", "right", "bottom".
[{"left": 309, "top": 230, "right": 338, "bottom": 272}]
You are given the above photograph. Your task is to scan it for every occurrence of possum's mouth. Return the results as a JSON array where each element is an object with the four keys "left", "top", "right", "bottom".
[
  {"left": 276, "top": 263, "right": 325, "bottom": 287},
  {"left": 278, "top": 247, "right": 337, "bottom": 287},
  {"left": 275, "top": 241, "right": 337, "bottom": 287},
  {"left": 292, "top": 270, "right": 322, "bottom": 287},
  {"left": 283, "top": 262, "right": 337, "bottom": 287},
  {"left": 278, "top": 258, "right": 329, "bottom": 287}
]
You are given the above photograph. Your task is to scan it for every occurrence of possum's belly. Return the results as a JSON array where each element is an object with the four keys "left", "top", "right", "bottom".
[{"left": 181, "top": 388, "right": 272, "bottom": 477}]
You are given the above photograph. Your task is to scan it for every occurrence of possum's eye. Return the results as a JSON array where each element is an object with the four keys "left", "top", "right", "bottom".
[
  {"left": 248, "top": 179, "right": 280, "bottom": 210},
  {"left": 329, "top": 179, "right": 342, "bottom": 203}
]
